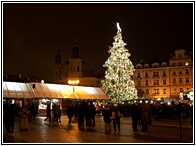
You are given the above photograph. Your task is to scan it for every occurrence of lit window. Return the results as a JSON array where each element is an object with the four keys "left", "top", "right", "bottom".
[
  {"left": 163, "top": 89, "right": 166, "bottom": 94},
  {"left": 179, "top": 78, "right": 182, "bottom": 83},
  {"left": 146, "top": 89, "right": 149, "bottom": 94},
  {"left": 163, "top": 80, "right": 166, "bottom": 85}
]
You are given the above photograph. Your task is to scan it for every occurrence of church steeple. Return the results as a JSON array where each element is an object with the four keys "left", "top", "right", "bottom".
[
  {"left": 55, "top": 47, "right": 62, "bottom": 64},
  {"left": 71, "top": 39, "right": 79, "bottom": 58}
]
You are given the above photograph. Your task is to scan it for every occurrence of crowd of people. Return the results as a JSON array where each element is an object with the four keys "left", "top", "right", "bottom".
[{"left": 3, "top": 99, "right": 193, "bottom": 136}]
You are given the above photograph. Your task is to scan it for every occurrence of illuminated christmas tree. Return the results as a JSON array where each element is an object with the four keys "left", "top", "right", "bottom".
[{"left": 102, "top": 22, "right": 138, "bottom": 103}]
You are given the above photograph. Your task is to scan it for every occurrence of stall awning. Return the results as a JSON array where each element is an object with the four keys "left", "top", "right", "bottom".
[
  {"left": 30, "top": 83, "right": 78, "bottom": 99},
  {"left": 30, "top": 83, "right": 109, "bottom": 100},
  {"left": 3, "top": 82, "right": 109, "bottom": 100},
  {"left": 3, "top": 82, "right": 35, "bottom": 98}
]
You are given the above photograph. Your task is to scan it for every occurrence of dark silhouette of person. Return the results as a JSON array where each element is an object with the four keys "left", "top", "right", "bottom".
[
  {"left": 78, "top": 100, "right": 87, "bottom": 127},
  {"left": 67, "top": 102, "right": 73, "bottom": 124},
  {"left": 8, "top": 104, "right": 16, "bottom": 133},
  {"left": 4, "top": 99, "right": 11, "bottom": 132},
  {"left": 102, "top": 104, "right": 112, "bottom": 132},
  {"left": 138, "top": 100, "right": 150, "bottom": 132},
  {"left": 112, "top": 104, "right": 121, "bottom": 132},
  {"left": 89, "top": 101, "right": 96, "bottom": 127},
  {"left": 44, "top": 103, "right": 51, "bottom": 123},
  {"left": 131, "top": 103, "right": 140, "bottom": 131}
]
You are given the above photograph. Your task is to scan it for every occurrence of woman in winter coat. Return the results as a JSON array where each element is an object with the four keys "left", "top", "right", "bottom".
[{"left": 102, "top": 105, "right": 112, "bottom": 132}]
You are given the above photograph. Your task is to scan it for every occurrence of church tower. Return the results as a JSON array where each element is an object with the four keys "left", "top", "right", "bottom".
[
  {"left": 68, "top": 40, "right": 83, "bottom": 77},
  {"left": 52, "top": 48, "right": 63, "bottom": 83}
]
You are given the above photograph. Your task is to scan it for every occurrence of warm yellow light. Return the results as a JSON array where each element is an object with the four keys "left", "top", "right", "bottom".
[{"left": 68, "top": 80, "right": 80, "bottom": 85}]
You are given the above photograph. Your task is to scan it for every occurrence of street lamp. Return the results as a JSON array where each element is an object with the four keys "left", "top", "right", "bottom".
[{"left": 68, "top": 80, "right": 79, "bottom": 92}]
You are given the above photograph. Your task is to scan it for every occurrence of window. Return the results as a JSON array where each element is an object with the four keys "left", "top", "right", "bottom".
[
  {"left": 77, "top": 66, "right": 79, "bottom": 72},
  {"left": 153, "top": 72, "right": 159, "bottom": 77},
  {"left": 144, "top": 64, "right": 149, "bottom": 68},
  {"left": 186, "top": 78, "right": 189, "bottom": 83},
  {"left": 163, "top": 80, "right": 166, "bottom": 85},
  {"left": 137, "top": 72, "right": 140, "bottom": 78},
  {"left": 163, "top": 71, "right": 166, "bottom": 76},
  {"left": 157, "top": 89, "right": 160, "bottom": 94},
  {"left": 179, "top": 71, "right": 182, "bottom": 75},
  {"left": 173, "top": 88, "right": 176, "bottom": 94},
  {"left": 179, "top": 78, "right": 182, "bottom": 83},
  {"left": 162, "top": 62, "right": 167, "bottom": 67},
  {"left": 137, "top": 81, "right": 141, "bottom": 86},
  {"left": 173, "top": 71, "right": 176, "bottom": 75},
  {"left": 145, "top": 72, "right": 148, "bottom": 77},
  {"left": 186, "top": 88, "right": 189, "bottom": 91},
  {"left": 186, "top": 69, "right": 189, "bottom": 74},
  {"left": 180, "top": 88, "right": 183, "bottom": 92},
  {"left": 163, "top": 89, "right": 166, "bottom": 94},
  {"left": 179, "top": 63, "right": 182, "bottom": 66},
  {"left": 173, "top": 63, "right": 175, "bottom": 66},
  {"left": 146, "top": 89, "right": 149, "bottom": 94},
  {"left": 156, "top": 80, "right": 159, "bottom": 85},
  {"left": 173, "top": 78, "right": 176, "bottom": 83},
  {"left": 145, "top": 80, "right": 148, "bottom": 86}
]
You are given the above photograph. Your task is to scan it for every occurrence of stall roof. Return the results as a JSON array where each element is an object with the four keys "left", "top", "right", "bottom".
[
  {"left": 30, "top": 83, "right": 109, "bottom": 100},
  {"left": 3, "top": 82, "right": 35, "bottom": 98},
  {"left": 3, "top": 82, "right": 109, "bottom": 100}
]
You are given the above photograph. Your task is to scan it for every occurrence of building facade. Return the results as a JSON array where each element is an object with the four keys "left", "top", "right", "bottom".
[
  {"left": 52, "top": 41, "right": 101, "bottom": 87},
  {"left": 133, "top": 49, "right": 193, "bottom": 100}
]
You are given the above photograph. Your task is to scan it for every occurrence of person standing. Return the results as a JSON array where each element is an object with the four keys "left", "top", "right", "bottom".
[
  {"left": 4, "top": 99, "right": 11, "bottom": 133},
  {"left": 131, "top": 103, "right": 140, "bottom": 132},
  {"left": 102, "top": 104, "right": 112, "bottom": 132},
  {"left": 111, "top": 104, "right": 121, "bottom": 133},
  {"left": 44, "top": 102, "right": 51, "bottom": 123},
  {"left": 67, "top": 102, "right": 73, "bottom": 124},
  {"left": 78, "top": 100, "right": 87, "bottom": 127},
  {"left": 57, "top": 105, "right": 61, "bottom": 123},
  {"left": 138, "top": 100, "right": 150, "bottom": 132},
  {"left": 8, "top": 104, "right": 16, "bottom": 134},
  {"left": 89, "top": 101, "right": 96, "bottom": 127}
]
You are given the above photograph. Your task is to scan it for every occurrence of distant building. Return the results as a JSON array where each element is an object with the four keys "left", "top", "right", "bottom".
[
  {"left": 133, "top": 49, "right": 193, "bottom": 100},
  {"left": 52, "top": 41, "right": 101, "bottom": 87},
  {"left": 3, "top": 74, "right": 42, "bottom": 83}
]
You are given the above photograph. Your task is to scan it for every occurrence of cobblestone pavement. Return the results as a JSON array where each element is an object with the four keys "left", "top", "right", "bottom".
[{"left": 3, "top": 115, "right": 194, "bottom": 144}]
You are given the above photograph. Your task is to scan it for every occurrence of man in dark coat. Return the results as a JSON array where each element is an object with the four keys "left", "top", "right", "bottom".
[{"left": 131, "top": 103, "right": 140, "bottom": 131}]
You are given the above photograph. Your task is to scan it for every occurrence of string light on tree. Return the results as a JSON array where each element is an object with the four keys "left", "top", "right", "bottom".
[{"left": 102, "top": 22, "right": 138, "bottom": 103}]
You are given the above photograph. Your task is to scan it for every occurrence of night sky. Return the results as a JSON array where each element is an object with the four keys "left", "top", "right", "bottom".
[{"left": 3, "top": 2, "right": 193, "bottom": 82}]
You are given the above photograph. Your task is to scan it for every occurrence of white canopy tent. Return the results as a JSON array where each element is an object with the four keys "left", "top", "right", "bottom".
[
  {"left": 3, "top": 82, "right": 35, "bottom": 98},
  {"left": 3, "top": 82, "right": 109, "bottom": 100},
  {"left": 30, "top": 82, "right": 109, "bottom": 100}
]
